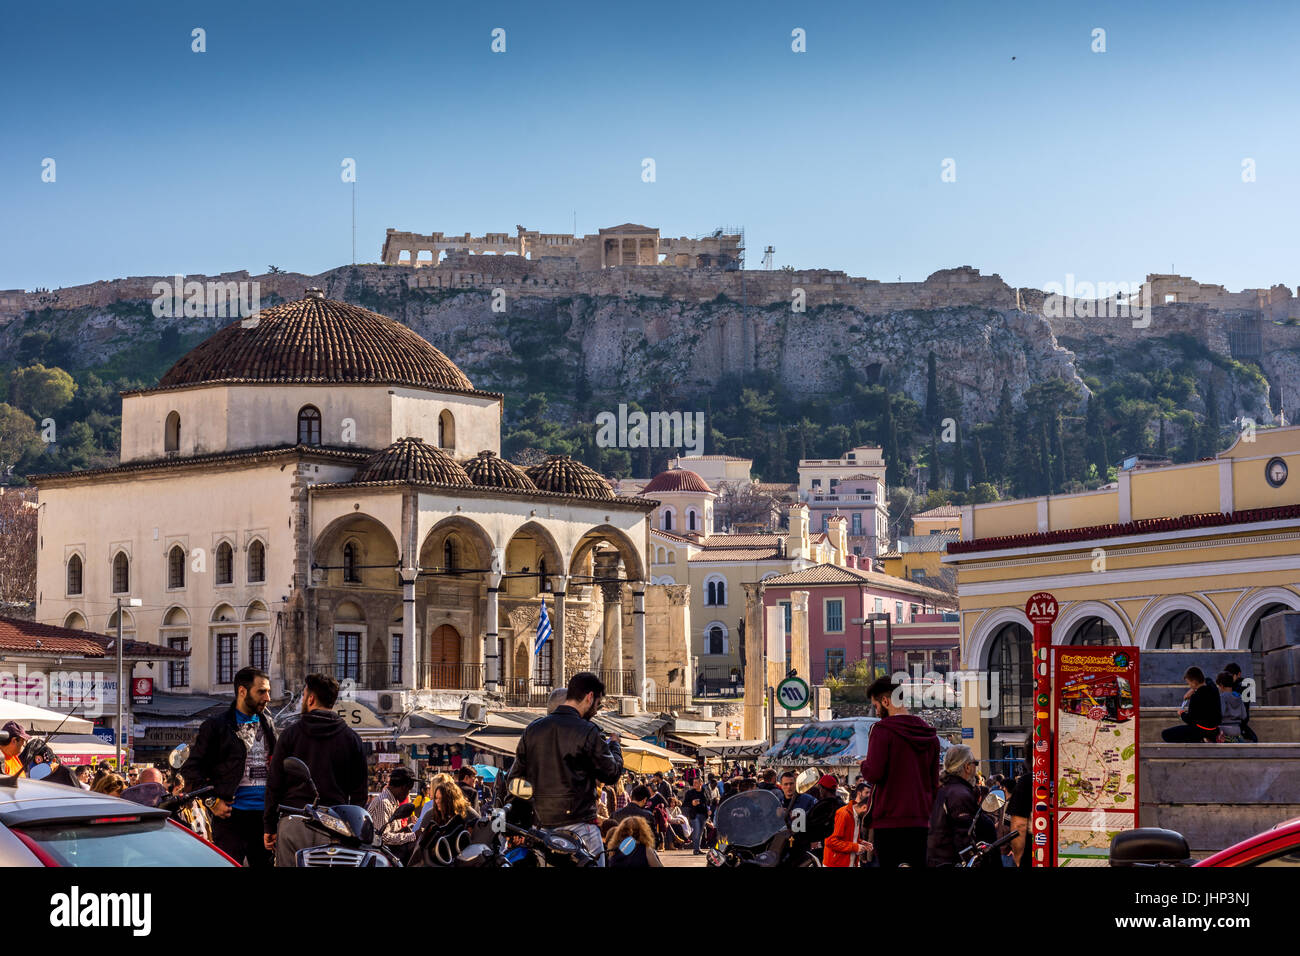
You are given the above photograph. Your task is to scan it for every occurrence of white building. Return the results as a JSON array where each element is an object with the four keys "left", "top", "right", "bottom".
[{"left": 33, "top": 291, "right": 664, "bottom": 703}]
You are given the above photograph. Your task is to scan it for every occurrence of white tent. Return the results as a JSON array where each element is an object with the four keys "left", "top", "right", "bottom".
[
  {"left": 0, "top": 698, "right": 94, "bottom": 734},
  {"left": 760, "top": 717, "right": 879, "bottom": 768}
]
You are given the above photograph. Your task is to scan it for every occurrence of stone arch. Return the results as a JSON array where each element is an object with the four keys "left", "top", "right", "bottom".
[
  {"left": 438, "top": 409, "right": 456, "bottom": 452},
  {"left": 63, "top": 610, "right": 86, "bottom": 630},
  {"left": 313, "top": 513, "right": 401, "bottom": 588},
  {"left": 162, "top": 606, "right": 189, "bottom": 627},
  {"left": 965, "top": 606, "right": 1033, "bottom": 670},
  {"left": 421, "top": 515, "right": 495, "bottom": 574},
  {"left": 1225, "top": 587, "right": 1300, "bottom": 650},
  {"left": 210, "top": 603, "right": 238, "bottom": 624},
  {"left": 569, "top": 524, "right": 646, "bottom": 584},
  {"left": 703, "top": 620, "right": 729, "bottom": 656},
  {"left": 504, "top": 520, "right": 565, "bottom": 596},
  {"left": 106, "top": 607, "right": 136, "bottom": 634},
  {"left": 244, "top": 600, "right": 269, "bottom": 622},
  {"left": 1136, "top": 594, "right": 1223, "bottom": 649},
  {"left": 1052, "top": 601, "right": 1133, "bottom": 645}
]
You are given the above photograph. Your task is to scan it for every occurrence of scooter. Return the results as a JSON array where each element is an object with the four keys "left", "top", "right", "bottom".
[
  {"left": 707, "top": 786, "right": 822, "bottom": 868},
  {"left": 957, "top": 789, "right": 1017, "bottom": 868},
  {"left": 453, "top": 778, "right": 597, "bottom": 867},
  {"left": 278, "top": 756, "right": 416, "bottom": 867}
]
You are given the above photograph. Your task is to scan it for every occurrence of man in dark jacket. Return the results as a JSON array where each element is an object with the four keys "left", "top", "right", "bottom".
[
  {"left": 179, "top": 666, "right": 275, "bottom": 866},
  {"left": 926, "top": 745, "right": 996, "bottom": 866},
  {"left": 263, "top": 673, "right": 368, "bottom": 866},
  {"left": 508, "top": 671, "right": 623, "bottom": 865},
  {"left": 1161, "top": 666, "right": 1221, "bottom": 742},
  {"left": 860, "top": 677, "right": 940, "bottom": 867}
]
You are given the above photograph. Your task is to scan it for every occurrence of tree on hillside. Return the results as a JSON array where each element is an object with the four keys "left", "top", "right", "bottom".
[
  {"left": 9, "top": 365, "right": 76, "bottom": 419},
  {"left": 0, "top": 491, "right": 37, "bottom": 610},
  {"left": 0, "top": 405, "right": 40, "bottom": 475},
  {"left": 925, "top": 351, "right": 939, "bottom": 428}
]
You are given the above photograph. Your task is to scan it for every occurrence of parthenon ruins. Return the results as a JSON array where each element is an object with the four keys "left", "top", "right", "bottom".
[{"left": 381, "top": 222, "right": 744, "bottom": 271}]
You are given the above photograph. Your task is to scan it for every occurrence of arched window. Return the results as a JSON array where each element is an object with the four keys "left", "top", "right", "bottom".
[
  {"left": 444, "top": 537, "right": 459, "bottom": 573},
  {"left": 168, "top": 545, "right": 186, "bottom": 589},
  {"left": 663, "top": 510, "right": 672, "bottom": 531},
  {"left": 688, "top": 510, "right": 697, "bottom": 532},
  {"left": 112, "top": 551, "right": 129, "bottom": 594},
  {"left": 343, "top": 542, "right": 360, "bottom": 583},
  {"left": 247, "top": 540, "right": 266, "bottom": 583},
  {"left": 215, "top": 541, "right": 234, "bottom": 585},
  {"left": 1069, "top": 616, "right": 1120, "bottom": 646},
  {"left": 707, "top": 625, "right": 726, "bottom": 655},
  {"left": 1154, "top": 610, "right": 1213, "bottom": 649},
  {"left": 249, "top": 632, "right": 268, "bottom": 672},
  {"left": 165, "top": 411, "right": 181, "bottom": 452},
  {"left": 297, "top": 405, "right": 321, "bottom": 445},
  {"left": 987, "top": 623, "right": 1033, "bottom": 760},
  {"left": 66, "top": 555, "right": 83, "bottom": 596},
  {"left": 438, "top": 410, "right": 455, "bottom": 451},
  {"left": 706, "top": 577, "right": 726, "bottom": 607}
]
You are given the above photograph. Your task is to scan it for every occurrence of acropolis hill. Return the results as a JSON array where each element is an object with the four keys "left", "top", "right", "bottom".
[{"left": 3, "top": 221, "right": 1299, "bottom": 428}]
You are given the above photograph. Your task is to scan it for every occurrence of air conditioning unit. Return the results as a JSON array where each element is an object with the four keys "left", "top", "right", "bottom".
[
  {"left": 618, "top": 697, "right": 638, "bottom": 716},
  {"left": 460, "top": 700, "right": 487, "bottom": 723},
  {"left": 376, "top": 691, "right": 403, "bottom": 715}
]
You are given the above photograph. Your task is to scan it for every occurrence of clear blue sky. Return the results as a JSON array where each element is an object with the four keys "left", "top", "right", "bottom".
[{"left": 3, "top": 0, "right": 1297, "bottom": 293}]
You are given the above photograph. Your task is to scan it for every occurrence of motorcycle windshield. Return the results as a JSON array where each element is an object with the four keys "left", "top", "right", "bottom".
[{"left": 714, "top": 791, "right": 785, "bottom": 847}]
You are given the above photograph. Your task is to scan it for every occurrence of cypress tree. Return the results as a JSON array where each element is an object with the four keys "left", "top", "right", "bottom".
[
  {"left": 972, "top": 435, "right": 988, "bottom": 486},
  {"left": 1201, "top": 379, "right": 1220, "bottom": 458},
  {"left": 930, "top": 429, "right": 942, "bottom": 490},
  {"left": 926, "top": 351, "right": 939, "bottom": 428},
  {"left": 952, "top": 423, "right": 968, "bottom": 491},
  {"left": 1038, "top": 422, "right": 1052, "bottom": 495},
  {"left": 994, "top": 382, "right": 1016, "bottom": 483},
  {"left": 1157, "top": 416, "right": 1168, "bottom": 458},
  {"left": 1050, "top": 414, "right": 1067, "bottom": 491}
]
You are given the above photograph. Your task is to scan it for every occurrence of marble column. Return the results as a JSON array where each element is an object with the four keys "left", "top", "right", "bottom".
[
  {"left": 790, "top": 590, "right": 811, "bottom": 684},
  {"left": 549, "top": 576, "right": 567, "bottom": 688},
  {"left": 484, "top": 548, "right": 504, "bottom": 692},
  {"left": 742, "top": 581, "right": 767, "bottom": 741},
  {"left": 632, "top": 587, "right": 647, "bottom": 705}
]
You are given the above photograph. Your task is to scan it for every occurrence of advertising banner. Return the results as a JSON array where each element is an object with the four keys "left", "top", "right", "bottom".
[
  {"left": 1051, "top": 645, "right": 1140, "bottom": 866},
  {"left": 1024, "top": 591, "right": 1058, "bottom": 867}
]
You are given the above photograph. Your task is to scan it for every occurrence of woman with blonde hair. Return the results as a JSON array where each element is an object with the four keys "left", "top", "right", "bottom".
[
  {"left": 606, "top": 814, "right": 662, "bottom": 867},
  {"left": 91, "top": 773, "right": 125, "bottom": 797},
  {"left": 411, "top": 777, "right": 478, "bottom": 867}
]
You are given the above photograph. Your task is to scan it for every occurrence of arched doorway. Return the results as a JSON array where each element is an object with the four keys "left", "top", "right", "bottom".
[
  {"left": 1069, "top": 616, "right": 1121, "bottom": 646},
  {"left": 1153, "top": 610, "right": 1213, "bottom": 649},
  {"left": 1247, "top": 603, "right": 1289, "bottom": 700},
  {"left": 987, "top": 622, "right": 1033, "bottom": 773},
  {"left": 428, "top": 624, "right": 464, "bottom": 688}
]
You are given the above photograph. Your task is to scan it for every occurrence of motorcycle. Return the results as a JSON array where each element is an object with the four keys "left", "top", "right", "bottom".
[
  {"left": 154, "top": 743, "right": 215, "bottom": 839},
  {"left": 453, "top": 778, "right": 597, "bottom": 867},
  {"left": 706, "top": 788, "right": 822, "bottom": 867},
  {"left": 955, "top": 788, "right": 1015, "bottom": 869},
  {"left": 278, "top": 756, "right": 416, "bottom": 867}
]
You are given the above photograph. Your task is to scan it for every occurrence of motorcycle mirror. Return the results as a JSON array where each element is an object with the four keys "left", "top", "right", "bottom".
[
  {"left": 794, "top": 768, "right": 820, "bottom": 794},
  {"left": 618, "top": 836, "right": 637, "bottom": 856},
  {"left": 981, "top": 791, "right": 1006, "bottom": 814},
  {"left": 28, "top": 762, "right": 52, "bottom": 781},
  {"left": 507, "top": 778, "right": 534, "bottom": 800},
  {"left": 284, "top": 756, "right": 311, "bottom": 781},
  {"left": 168, "top": 743, "right": 189, "bottom": 770},
  {"left": 391, "top": 801, "right": 417, "bottom": 821}
]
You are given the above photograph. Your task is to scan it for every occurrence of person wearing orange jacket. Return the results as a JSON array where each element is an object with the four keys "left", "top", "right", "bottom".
[{"left": 824, "top": 781, "right": 874, "bottom": 867}]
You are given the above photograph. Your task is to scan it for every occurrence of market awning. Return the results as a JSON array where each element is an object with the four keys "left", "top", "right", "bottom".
[
  {"left": 47, "top": 735, "right": 116, "bottom": 764},
  {"left": 622, "top": 738, "right": 693, "bottom": 773},
  {"left": 0, "top": 699, "right": 93, "bottom": 734},
  {"left": 666, "top": 732, "right": 715, "bottom": 749},
  {"left": 465, "top": 733, "right": 523, "bottom": 757}
]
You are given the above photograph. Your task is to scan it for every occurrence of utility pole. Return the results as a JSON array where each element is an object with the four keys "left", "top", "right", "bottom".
[{"left": 114, "top": 596, "right": 142, "bottom": 769}]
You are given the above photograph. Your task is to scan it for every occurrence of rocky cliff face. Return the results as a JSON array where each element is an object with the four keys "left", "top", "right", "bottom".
[{"left": 2, "top": 263, "right": 1292, "bottom": 428}]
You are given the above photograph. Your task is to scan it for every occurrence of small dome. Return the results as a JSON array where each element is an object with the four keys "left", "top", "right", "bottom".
[
  {"left": 158, "top": 294, "right": 475, "bottom": 392},
  {"left": 642, "top": 468, "right": 712, "bottom": 494},
  {"left": 463, "top": 450, "right": 538, "bottom": 491},
  {"left": 353, "top": 437, "right": 471, "bottom": 486},
  {"left": 526, "top": 455, "right": 615, "bottom": 500}
]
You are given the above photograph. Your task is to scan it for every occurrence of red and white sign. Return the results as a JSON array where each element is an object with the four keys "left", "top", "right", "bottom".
[
  {"left": 132, "top": 677, "right": 153, "bottom": 705},
  {"left": 1026, "top": 591, "right": 1057, "bottom": 867},
  {"left": 1024, "top": 592, "right": 1059, "bottom": 625}
]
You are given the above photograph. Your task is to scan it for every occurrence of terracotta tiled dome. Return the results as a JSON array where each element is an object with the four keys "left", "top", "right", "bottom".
[
  {"left": 463, "top": 450, "right": 538, "bottom": 491},
  {"left": 526, "top": 455, "right": 615, "bottom": 499},
  {"left": 353, "top": 437, "right": 471, "bottom": 486},
  {"left": 158, "top": 291, "right": 475, "bottom": 392},
  {"left": 642, "top": 468, "right": 711, "bottom": 494}
]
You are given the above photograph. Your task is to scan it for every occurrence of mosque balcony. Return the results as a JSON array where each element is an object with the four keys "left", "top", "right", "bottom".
[{"left": 417, "top": 661, "right": 485, "bottom": 691}]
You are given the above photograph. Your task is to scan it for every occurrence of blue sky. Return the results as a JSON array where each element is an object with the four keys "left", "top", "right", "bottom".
[{"left": 3, "top": 0, "right": 1297, "bottom": 292}]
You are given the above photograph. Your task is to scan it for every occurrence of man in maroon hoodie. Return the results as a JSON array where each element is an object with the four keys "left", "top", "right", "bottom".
[{"left": 860, "top": 677, "right": 940, "bottom": 867}]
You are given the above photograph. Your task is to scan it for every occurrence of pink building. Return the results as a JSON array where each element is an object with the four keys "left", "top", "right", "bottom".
[{"left": 762, "top": 559, "right": 957, "bottom": 684}]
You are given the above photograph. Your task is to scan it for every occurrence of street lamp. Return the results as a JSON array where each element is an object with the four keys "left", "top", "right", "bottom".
[{"left": 115, "top": 596, "right": 143, "bottom": 769}]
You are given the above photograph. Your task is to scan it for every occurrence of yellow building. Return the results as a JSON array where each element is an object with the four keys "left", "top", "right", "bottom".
[
  {"left": 943, "top": 426, "right": 1300, "bottom": 764},
  {"left": 882, "top": 530, "right": 960, "bottom": 587},
  {"left": 911, "top": 503, "right": 963, "bottom": 537}
]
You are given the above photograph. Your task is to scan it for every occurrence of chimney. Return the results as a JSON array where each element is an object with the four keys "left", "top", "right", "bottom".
[
  {"left": 828, "top": 515, "right": 849, "bottom": 566},
  {"left": 785, "top": 504, "right": 809, "bottom": 562},
  {"left": 846, "top": 553, "right": 859, "bottom": 570}
]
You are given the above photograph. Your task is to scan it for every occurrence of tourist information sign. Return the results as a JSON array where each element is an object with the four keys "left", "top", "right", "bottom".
[{"left": 1024, "top": 591, "right": 1058, "bottom": 867}]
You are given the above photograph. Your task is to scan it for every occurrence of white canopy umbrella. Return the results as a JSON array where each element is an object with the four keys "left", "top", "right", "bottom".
[{"left": 0, "top": 698, "right": 94, "bottom": 734}]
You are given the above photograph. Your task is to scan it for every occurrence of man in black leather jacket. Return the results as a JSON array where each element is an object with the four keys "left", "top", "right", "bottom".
[
  {"left": 508, "top": 671, "right": 623, "bottom": 865},
  {"left": 179, "top": 667, "right": 276, "bottom": 866}
]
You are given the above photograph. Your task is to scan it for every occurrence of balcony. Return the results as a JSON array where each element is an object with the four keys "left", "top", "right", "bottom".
[
  {"left": 501, "top": 677, "right": 557, "bottom": 708},
  {"left": 809, "top": 493, "right": 875, "bottom": 504},
  {"left": 308, "top": 661, "right": 399, "bottom": 689},
  {"left": 417, "top": 662, "right": 485, "bottom": 691}
]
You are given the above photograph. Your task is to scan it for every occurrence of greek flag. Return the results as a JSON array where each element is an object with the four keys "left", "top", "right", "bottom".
[{"left": 534, "top": 599, "right": 552, "bottom": 656}]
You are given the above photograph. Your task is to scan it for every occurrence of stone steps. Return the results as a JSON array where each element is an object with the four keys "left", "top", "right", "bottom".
[{"left": 1140, "top": 706, "right": 1300, "bottom": 743}]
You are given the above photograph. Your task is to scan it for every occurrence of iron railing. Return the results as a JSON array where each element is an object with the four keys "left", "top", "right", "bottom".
[
  {"left": 501, "top": 678, "right": 557, "bottom": 708},
  {"left": 307, "top": 661, "right": 398, "bottom": 689},
  {"left": 417, "top": 662, "right": 485, "bottom": 691}
]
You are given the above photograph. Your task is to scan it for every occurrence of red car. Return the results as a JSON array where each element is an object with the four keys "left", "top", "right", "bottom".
[{"left": 1110, "top": 819, "right": 1300, "bottom": 867}]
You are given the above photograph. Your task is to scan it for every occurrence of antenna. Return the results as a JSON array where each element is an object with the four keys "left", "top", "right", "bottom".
[{"left": 762, "top": 245, "right": 775, "bottom": 270}]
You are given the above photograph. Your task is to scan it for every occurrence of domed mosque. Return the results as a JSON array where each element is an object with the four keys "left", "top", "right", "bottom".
[{"left": 32, "top": 290, "right": 677, "bottom": 713}]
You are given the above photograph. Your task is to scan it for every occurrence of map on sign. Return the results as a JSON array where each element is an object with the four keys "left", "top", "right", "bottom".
[{"left": 1052, "top": 648, "right": 1140, "bottom": 866}]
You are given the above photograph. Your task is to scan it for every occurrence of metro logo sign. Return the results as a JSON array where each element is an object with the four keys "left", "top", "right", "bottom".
[{"left": 1024, "top": 592, "right": 1059, "bottom": 625}]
